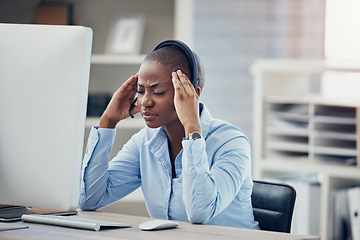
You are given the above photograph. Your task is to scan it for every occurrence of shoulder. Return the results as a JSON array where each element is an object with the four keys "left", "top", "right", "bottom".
[
  {"left": 204, "top": 118, "right": 252, "bottom": 168},
  {"left": 209, "top": 119, "right": 248, "bottom": 141},
  {"left": 200, "top": 107, "right": 251, "bottom": 157},
  {"left": 200, "top": 103, "right": 249, "bottom": 143}
]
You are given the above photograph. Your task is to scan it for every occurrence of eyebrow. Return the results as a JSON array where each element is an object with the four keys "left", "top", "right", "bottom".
[{"left": 138, "top": 82, "right": 169, "bottom": 88}]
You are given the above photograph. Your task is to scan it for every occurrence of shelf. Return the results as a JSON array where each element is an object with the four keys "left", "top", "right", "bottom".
[
  {"left": 266, "top": 100, "right": 358, "bottom": 163},
  {"left": 267, "top": 127, "right": 310, "bottom": 136},
  {"left": 312, "top": 131, "right": 356, "bottom": 140},
  {"left": 266, "top": 94, "right": 360, "bottom": 108},
  {"left": 312, "top": 146, "right": 357, "bottom": 157},
  {"left": 252, "top": 59, "right": 360, "bottom": 239},
  {"left": 267, "top": 142, "right": 309, "bottom": 153},
  {"left": 91, "top": 54, "right": 146, "bottom": 65},
  {"left": 269, "top": 112, "right": 309, "bottom": 122},
  {"left": 252, "top": 59, "right": 360, "bottom": 74},
  {"left": 86, "top": 117, "right": 145, "bottom": 129},
  {"left": 313, "top": 115, "right": 356, "bottom": 125},
  {"left": 258, "top": 158, "right": 360, "bottom": 179}
]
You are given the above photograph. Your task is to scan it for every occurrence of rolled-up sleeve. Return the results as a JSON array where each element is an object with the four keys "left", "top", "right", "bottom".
[{"left": 182, "top": 135, "right": 251, "bottom": 224}]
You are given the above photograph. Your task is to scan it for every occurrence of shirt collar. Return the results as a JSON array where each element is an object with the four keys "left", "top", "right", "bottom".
[
  {"left": 144, "top": 126, "right": 167, "bottom": 154},
  {"left": 198, "top": 102, "right": 212, "bottom": 140}
]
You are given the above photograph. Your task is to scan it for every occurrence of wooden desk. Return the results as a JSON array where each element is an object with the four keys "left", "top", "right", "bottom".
[{"left": 1, "top": 211, "right": 319, "bottom": 240}]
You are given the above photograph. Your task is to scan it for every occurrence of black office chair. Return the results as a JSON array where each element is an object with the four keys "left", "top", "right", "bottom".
[{"left": 251, "top": 180, "right": 296, "bottom": 233}]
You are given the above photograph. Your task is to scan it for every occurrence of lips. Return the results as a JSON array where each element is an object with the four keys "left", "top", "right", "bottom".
[{"left": 141, "top": 111, "right": 158, "bottom": 121}]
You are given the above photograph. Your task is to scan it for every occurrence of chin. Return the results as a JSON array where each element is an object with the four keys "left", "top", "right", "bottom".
[{"left": 144, "top": 121, "right": 162, "bottom": 129}]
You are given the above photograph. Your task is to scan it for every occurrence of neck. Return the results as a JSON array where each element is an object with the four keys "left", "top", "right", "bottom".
[
  {"left": 164, "top": 118, "right": 185, "bottom": 148},
  {"left": 165, "top": 118, "right": 185, "bottom": 178}
]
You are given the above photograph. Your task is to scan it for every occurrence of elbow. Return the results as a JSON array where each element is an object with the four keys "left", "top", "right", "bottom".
[
  {"left": 78, "top": 196, "right": 100, "bottom": 211},
  {"left": 187, "top": 211, "right": 210, "bottom": 224},
  {"left": 78, "top": 201, "right": 96, "bottom": 211},
  {"left": 78, "top": 204, "right": 95, "bottom": 212},
  {"left": 189, "top": 217, "right": 207, "bottom": 225}
]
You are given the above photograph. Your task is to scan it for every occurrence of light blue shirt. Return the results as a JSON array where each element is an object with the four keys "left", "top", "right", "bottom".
[{"left": 79, "top": 103, "right": 259, "bottom": 229}]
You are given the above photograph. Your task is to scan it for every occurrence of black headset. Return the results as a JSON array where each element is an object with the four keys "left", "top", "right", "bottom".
[
  {"left": 129, "top": 40, "right": 198, "bottom": 118},
  {"left": 153, "top": 40, "right": 198, "bottom": 87}
]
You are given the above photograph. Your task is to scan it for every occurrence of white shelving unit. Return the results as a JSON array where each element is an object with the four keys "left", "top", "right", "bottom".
[
  {"left": 91, "top": 54, "right": 147, "bottom": 65},
  {"left": 251, "top": 59, "right": 360, "bottom": 239}
]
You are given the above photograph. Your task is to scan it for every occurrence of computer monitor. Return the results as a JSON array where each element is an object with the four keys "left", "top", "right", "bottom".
[{"left": 0, "top": 24, "right": 92, "bottom": 213}]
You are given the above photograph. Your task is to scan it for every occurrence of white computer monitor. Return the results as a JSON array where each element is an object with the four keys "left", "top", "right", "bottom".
[{"left": 0, "top": 24, "right": 92, "bottom": 212}]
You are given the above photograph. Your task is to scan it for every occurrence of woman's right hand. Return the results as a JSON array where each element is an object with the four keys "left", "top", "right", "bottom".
[{"left": 99, "top": 74, "right": 139, "bottom": 128}]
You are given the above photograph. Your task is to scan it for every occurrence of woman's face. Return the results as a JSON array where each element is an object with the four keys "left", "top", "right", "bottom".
[{"left": 137, "top": 61, "right": 179, "bottom": 128}]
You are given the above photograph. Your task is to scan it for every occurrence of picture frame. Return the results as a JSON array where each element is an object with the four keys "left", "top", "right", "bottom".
[{"left": 105, "top": 14, "right": 145, "bottom": 55}]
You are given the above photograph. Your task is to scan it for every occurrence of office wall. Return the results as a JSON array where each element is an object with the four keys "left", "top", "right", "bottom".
[
  {"left": 193, "top": 0, "right": 325, "bottom": 141},
  {"left": 0, "top": 0, "right": 326, "bottom": 142}
]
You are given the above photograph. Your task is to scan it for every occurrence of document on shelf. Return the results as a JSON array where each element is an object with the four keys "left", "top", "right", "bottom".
[
  {"left": 348, "top": 187, "right": 360, "bottom": 240},
  {"left": 330, "top": 189, "right": 351, "bottom": 240},
  {"left": 21, "top": 214, "right": 132, "bottom": 231}
]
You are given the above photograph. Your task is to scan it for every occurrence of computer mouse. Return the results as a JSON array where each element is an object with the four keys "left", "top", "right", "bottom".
[{"left": 139, "top": 219, "right": 179, "bottom": 231}]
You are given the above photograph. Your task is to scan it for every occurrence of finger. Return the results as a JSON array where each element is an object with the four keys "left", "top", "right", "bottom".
[
  {"left": 113, "top": 76, "right": 138, "bottom": 103},
  {"left": 172, "top": 72, "right": 182, "bottom": 91},
  {"left": 116, "top": 78, "right": 137, "bottom": 103},
  {"left": 172, "top": 72, "right": 182, "bottom": 101},
  {"left": 176, "top": 70, "right": 193, "bottom": 94},
  {"left": 124, "top": 74, "right": 138, "bottom": 91},
  {"left": 178, "top": 70, "right": 198, "bottom": 96}
]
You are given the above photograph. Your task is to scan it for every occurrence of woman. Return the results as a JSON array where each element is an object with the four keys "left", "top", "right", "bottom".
[{"left": 79, "top": 40, "right": 259, "bottom": 229}]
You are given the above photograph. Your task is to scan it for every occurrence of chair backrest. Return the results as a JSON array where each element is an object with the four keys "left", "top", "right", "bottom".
[{"left": 251, "top": 180, "right": 296, "bottom": 233}]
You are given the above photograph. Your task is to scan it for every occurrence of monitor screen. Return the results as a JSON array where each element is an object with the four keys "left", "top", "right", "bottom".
[{"left": 0, "top": 23, "right": 92, "bottom": 212}]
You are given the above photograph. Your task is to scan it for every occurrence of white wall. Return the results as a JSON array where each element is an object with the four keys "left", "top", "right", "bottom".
[{"left": 193, "top": 0, "right": 325, "bottom": 141}]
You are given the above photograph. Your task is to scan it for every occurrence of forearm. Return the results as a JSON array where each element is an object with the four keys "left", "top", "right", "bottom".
[
  {"left": 79, "top": 127, "right": 142, "bottom": 210},
  {"left": 182, "top": 139, "right": 216, "bottom": 223},
  {"left": 99, "top": 115, "right": 118, "bottom": 129},
  {"left": 79, "top": 127, "right": 115, "bottom": 210},
  {"left": 182, "top": 137, "right": 250, "bottom": 224}
]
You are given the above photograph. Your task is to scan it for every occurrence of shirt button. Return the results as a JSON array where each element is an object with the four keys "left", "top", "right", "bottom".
[
  {"left": 176, "top": 164, "right": 181, "bottom": 168},
  {"left": 196, "top": 163, "right": 201, "bottom": 167}
]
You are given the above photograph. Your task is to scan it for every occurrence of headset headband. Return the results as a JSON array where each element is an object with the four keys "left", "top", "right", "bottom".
[{"left": 153, "top": 40, "right": 198, "bottom": 87}]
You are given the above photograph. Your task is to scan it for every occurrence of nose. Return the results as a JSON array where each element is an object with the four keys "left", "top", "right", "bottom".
[{"left": 139, "top": 91, "right": 154, "bottom": 108}]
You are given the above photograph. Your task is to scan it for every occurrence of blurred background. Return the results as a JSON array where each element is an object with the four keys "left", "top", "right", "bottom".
[
  {"left": 1, "top": 1, "right": 359, "bottom": 239},
  {"left": 0, "top": 0, "right": 325, "bottom": 140},
  {"left": 193, "top": 0, "right": 324, "bottom": 138}
]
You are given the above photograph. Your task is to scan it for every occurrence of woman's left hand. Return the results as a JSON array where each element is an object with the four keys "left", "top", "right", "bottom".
[{"left": 172, "top": 70, "right": 202, "bottom": 136}]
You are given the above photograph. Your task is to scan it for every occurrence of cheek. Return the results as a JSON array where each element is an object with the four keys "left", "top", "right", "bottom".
[
  {"left": 160, "top": 93, "right": 176, "bottom": 112},
  {"left": 136, "top": 95, "right": 143, "bottom": 106}
]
